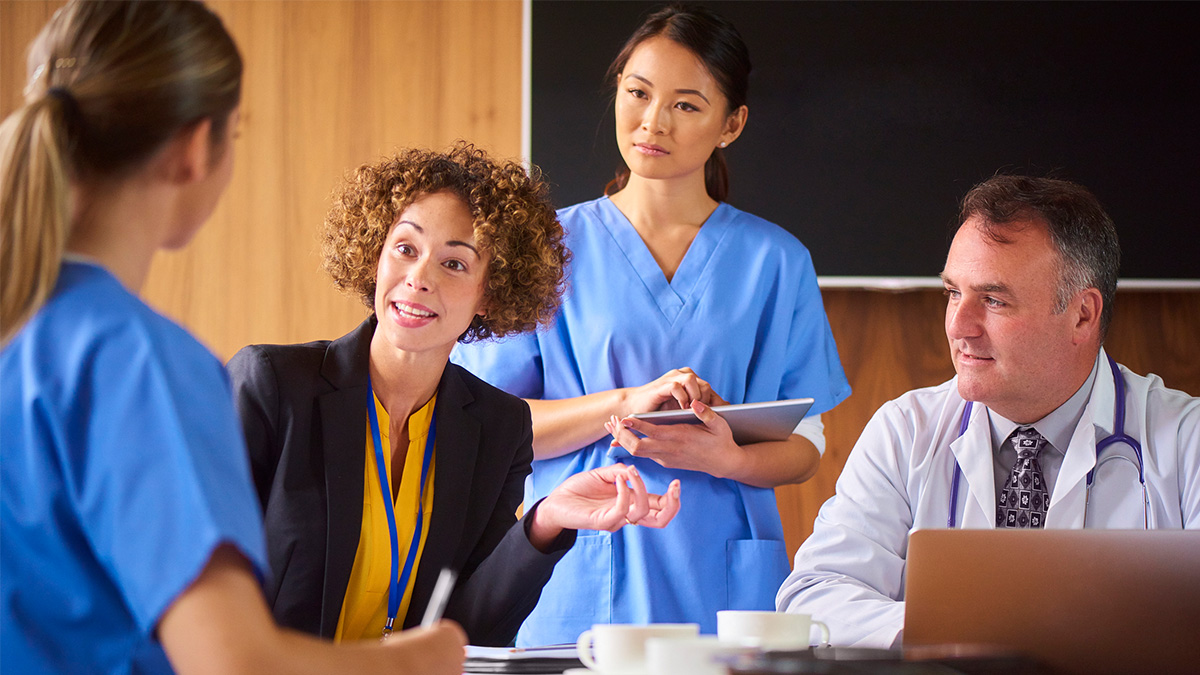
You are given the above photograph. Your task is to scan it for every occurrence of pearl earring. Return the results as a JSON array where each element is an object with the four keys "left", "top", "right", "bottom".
[{"left": 719, "top": 142, "right": 727, "bottom": 148}]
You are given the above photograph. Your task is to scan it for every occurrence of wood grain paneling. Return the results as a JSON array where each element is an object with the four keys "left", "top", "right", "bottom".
[
  {"left": 1, "top": 2, "right": 59, "bottom": 115},
  {"left": 151, "top": 0, "right": 525, "bottom": 358},
  {"left": 3, "top": 0, "right": 523, "bottom": 359}
]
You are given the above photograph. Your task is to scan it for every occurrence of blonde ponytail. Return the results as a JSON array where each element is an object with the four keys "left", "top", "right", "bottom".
[{"left": 0, "top": 96, "right": 71, "bottom": 344}]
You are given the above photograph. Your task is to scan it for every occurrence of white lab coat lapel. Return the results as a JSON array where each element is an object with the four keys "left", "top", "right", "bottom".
[
  {"left": 1046, "top": 404, "right": 1098, "bottom": 529},
  {"left": 1045, "top": 348, "right": 1145, "bottom": 528},
  {"left": 948, "top": 403, "right": 998, "bottom": 528},
  {"left": 1056, "top": 348, "right": 1147, "bottom": 528}
]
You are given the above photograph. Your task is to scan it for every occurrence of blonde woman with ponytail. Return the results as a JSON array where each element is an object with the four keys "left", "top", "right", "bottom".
[{"left": 0, "top": 2, "right": 464, "bottom": 673}]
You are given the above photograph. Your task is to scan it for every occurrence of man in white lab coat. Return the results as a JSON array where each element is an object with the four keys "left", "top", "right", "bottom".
[{"left": 776, "top": 175, "right": 1200, "bottom": 648}]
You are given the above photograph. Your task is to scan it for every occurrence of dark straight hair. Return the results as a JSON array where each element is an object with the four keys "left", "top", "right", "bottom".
[{"left": 603, "top": 3, "right": 751, "bottom": 202}]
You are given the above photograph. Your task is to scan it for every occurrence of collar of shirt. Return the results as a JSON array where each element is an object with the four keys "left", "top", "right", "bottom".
[
  {"left": 986, "top": 352, "right": 1101, "bottom": 496},
  {"left": 62, "top": 252, "right": 104, "bottom": 268}
]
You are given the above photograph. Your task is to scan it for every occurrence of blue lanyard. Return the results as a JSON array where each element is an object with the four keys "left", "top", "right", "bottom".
[{"left": 366, "top": 376, "right": 436, "bottom": 638}]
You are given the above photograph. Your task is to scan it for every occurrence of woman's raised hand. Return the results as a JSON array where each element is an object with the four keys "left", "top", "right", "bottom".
[
  {"left": 530, "top": 464, "right": 681, "bottom": 547},
  {"left": 623, "top": 367, "right": 723, "bottom": 414},
  {"left": 604, "top": 400, "right": 741, "bottom": 478}
]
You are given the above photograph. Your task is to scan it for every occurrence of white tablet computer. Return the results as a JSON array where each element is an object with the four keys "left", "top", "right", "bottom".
[{"left": 627, "top": 398, "right": 815, "bottom": 445}]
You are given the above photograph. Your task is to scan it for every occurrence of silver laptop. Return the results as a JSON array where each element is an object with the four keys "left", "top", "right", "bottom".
[{"left": 904, "top": 529, "right": 1200, "bottom": 675}]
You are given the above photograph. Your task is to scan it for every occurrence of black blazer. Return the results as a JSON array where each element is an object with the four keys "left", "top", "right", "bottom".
[{"left": 227, "top": 317, "right": 573, "bottom": 646}]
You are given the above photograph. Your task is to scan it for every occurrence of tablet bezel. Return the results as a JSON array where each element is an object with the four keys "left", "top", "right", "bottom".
[{"left": 627, "top": 398, "right": 815, "bottom": 445}]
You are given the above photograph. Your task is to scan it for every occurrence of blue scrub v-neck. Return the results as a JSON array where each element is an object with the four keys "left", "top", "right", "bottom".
[
  {"left": 597, "top": 197, "right": 731, "bottom": 324},
  {"left": 450, "top": 196, "right": 852, "bottom": 645}
]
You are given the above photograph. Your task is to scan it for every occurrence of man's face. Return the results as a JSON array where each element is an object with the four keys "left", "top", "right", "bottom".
[{"left": 941, "top": 215, "right": 1085, "bottom": 423}]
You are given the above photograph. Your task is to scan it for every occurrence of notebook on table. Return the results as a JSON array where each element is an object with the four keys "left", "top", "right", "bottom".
[
  {"left": 463, "top": 645, "right": 581, "bottom": 674},
  {"left": 904, "top": 529, "right": 1200, "bottom": 675}
]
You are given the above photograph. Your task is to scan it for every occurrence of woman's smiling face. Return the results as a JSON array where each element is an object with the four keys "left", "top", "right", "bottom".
[{"left": 373, "top": 190, "right": 488, "bottom": 357}]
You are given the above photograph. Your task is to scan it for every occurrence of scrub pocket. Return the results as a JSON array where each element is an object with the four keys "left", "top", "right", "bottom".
[
  {"left": 726, "top": 538, "right": 790, "bottom": 610},
  {"left": 518, "top": 532, "right": 613, "bottom": 646}
]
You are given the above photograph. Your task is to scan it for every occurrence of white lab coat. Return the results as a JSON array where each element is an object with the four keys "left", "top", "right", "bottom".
[{"left": 776, "top": 349, "right": 1200, "bottom": 648}]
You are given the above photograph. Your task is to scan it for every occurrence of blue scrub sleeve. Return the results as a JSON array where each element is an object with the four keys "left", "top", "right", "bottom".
[
  {"left": 778, "top": 250, "right": 851, "bottom": 416},
  {"left": 453, "top": 332, "right": 545, "bottom": 399},
  {"left": 72, "top": 325, "right": 266, "bottom": 633}
]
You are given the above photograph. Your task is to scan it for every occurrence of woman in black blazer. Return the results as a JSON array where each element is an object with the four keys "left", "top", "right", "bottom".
[{"left": 228, "top": 144, "right": 680, "bottom": 647}]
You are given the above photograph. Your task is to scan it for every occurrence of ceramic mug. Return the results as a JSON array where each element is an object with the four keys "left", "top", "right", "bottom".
[
  {"left": 716, "top": 610, "right": 830, "bottom": 650},
  {"left": 576, "top": 623, "right": 700, "bottom": 673}
]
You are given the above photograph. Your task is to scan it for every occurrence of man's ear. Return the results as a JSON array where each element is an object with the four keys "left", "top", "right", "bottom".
[
  {"left": 160, "top": 118, "right": 215, "bottom": 185},
  {"left": 1073, "top": 287, "right": 1103, "bottom": 345}
]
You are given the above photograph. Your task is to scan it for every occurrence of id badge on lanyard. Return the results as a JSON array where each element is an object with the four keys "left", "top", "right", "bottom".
[{"left": 366, "top": 376, "right": 435, "bottom": 640}]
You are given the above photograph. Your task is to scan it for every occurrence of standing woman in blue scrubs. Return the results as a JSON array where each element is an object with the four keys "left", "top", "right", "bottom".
[
  {"left": 1, "top": 1, "right": 463, "bottom": 673},
  {"left": 453, "top": 4, "right": 851, "bottom": 644}
]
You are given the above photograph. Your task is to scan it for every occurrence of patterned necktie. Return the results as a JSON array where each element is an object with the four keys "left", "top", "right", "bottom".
[{"left": 997, "top": 427, "right": 1049, "bottom": 528}]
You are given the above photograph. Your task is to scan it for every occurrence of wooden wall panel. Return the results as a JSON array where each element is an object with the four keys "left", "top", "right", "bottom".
[
  {"left": 4, "top": 0, "right": 1197, "bottom": 572},
  {"left": 2, "top": 0, "right": 523, "bottom": 359},
  {"left": 149, "top": 0, "right": 525, "bottom": 359},
  {"left": 1, "top": 2, "right": 59, "bottom": 115}
]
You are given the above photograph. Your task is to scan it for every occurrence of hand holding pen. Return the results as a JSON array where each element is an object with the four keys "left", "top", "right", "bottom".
[{"left": 422, "top": 567, "right": 458, "bottom": 628}]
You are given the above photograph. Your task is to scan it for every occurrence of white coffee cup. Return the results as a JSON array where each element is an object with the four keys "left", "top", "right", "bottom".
[
  {"left": 646, "top": 635, "right": 748, "bottom": 675},
  {"left": 576, "top": 623, "right": 700, "bottom": 674},
  {"left": 716, "top": 610, "right": 830, "bottom": 650}
]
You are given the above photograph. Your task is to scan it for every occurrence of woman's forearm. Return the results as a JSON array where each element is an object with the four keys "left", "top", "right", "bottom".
[
  {"left": 525, "top": 389, "right": 629, "bottom": 460},
  {"left": 158, "top": 546, "right": 466, "bottom": 675},
  {"left": 718, "top": 433, "right": 821, "bottom": 489},
  {"left": 524, "top": 367, "right": 725, "bottom": 460}
]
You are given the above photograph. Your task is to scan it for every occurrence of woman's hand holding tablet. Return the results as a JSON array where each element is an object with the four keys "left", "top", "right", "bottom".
[{"left": 623, "top": 398, "right": 816, "bottom": 445}]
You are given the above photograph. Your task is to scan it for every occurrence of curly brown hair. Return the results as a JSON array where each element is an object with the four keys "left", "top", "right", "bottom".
[{"left": 322, "top": 143, "right": 568, "bottom": 341}]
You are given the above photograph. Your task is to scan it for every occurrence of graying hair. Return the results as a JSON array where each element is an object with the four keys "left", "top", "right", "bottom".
[{"left": 960, "top": 175, "right": 1120, "bottom": 339}]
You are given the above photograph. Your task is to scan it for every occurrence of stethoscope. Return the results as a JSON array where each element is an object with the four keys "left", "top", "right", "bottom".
[
  {"left": 367, "top": 376, "right": 436, "bottom": 639},
  {"left": 947, "top": 354, "right": 1149, "bottom": 529}
]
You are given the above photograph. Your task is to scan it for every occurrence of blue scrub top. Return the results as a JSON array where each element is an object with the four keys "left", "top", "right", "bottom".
[
  {"left": 1, "top": 261, "right": 268, "bottom": 674},
  {"left": 453, "top": 197, "right": 850, "bottom": 644}
]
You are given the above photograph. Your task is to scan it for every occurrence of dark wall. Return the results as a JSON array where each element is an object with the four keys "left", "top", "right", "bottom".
[{"left": 532, "top": 1, "right": 1200, "bottom": 280}]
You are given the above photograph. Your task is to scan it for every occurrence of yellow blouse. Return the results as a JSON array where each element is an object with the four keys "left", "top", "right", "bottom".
[{"left": 334, "top": 393, "right": 437, "bottom": 642}]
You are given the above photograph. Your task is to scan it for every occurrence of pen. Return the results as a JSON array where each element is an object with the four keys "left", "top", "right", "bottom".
[{"left": 421, "top": 567, "right": 458, "bottom": 628}]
